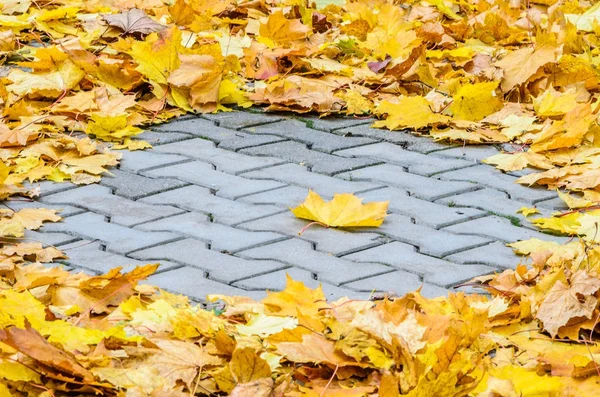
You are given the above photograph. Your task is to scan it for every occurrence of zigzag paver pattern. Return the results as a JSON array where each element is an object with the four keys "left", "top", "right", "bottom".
[{"left": 31, "top": 111, "right": 569, "bottom": 302}]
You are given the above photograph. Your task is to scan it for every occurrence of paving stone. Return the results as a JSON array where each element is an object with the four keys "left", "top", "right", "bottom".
[
  {"left": 241, "top": 141, "right": 379, "bottom": 175},
  {"left": 42, "top": 185, "right": 184, "bottom": 227},
  {"left": 202, "top": 111, "right": 283, "bottom": 129},
  {"left": 135, "top": 130, "right": 193, "bottom": 145},
  {"left": 147, "top": 267, "right": 267, "bottom": 301},
  {"left": 3, "top": 199, "right": 84, "bottom": 217},
  {"left": 238, "top": 185, "right": 312, "bottom": 208},
  {"left": 27, "top": 231, "right": 79, "bottom": 247},
  {"left": 446, "top": 241, "right": 521, "bottom": 270},
  {"left": 343, "top": 242, "right": 496, "bottom": 287},
  {"left": 536, "top": 196, "right": 569, "bottom": 211},
  {"left": 300, "top": 116, "right": 372, "bottom": 132},
  {"left": 100, "top": 169, "right": 188, "bottom": 200},
  {"left": 144, "top": 161, "right": 285, "bottom": 199},
  {"left": 141, "top": 185, "right": 284, "bottom": 226},
  {"left": 337, "top": 164, "right": 477, "bottom": 201},
  {"left": 237, "top": 212, "right": 386, "bottom": 256},
  {"left": 42, "top": 212, "right": 180, "bottom": 254},
  {"left": 130, "top": 238, "right": 287, "bottom": 283},
  {"left": 237, "top": 239, "right": 390, "bottom": 286},
  {"left": 343, "top": 272, "right": 450, "bottom": 298},
  {"left": 363, "top": 213, "right": 492, "bottom": 257},
  {"left": 118, "top": 150, "right": 189, "bottom": 173},
  {"left": 58, "top": 240, "right": 179, "bottom": 274},
  {"left": 245, "top": 119, "right": 375, "bottom": 153},
  {"left": 434, "top": 145, "right": 501, "bottom": 162},
  {"left": 335, "top": 125, "right": 455, "bottom": 153},
  {"left": 335, "top": 142, "right": 474, "bottom": 176},
  {"left": 27, "top": 180, "right": 79, "bottom": 198},
  {"left": 233, "top": 267, "right": 372, "bottom": 301},
  {"left": 436, "top": 165, "right": 556, "bottom": 203},
  {"left": 435, "top": 188, "right": 554, "bottom": 225},
  {"left": 242, "top": 164, "right": 382, "bottom": 196},
  {"left": 135, "top": 212, "right": 285, "bottom": 252},
  {"left": 359, "top": 187, "right": 486, "bottom": 229},
  {"left": 442, "top": 216, "right": 568, "bottom": 244},
  {"left": 153, "top": 138, "right": 284, "bottom": 174},
  {"left": 151, "top": 117, "right": 285, "bottom": 150}
]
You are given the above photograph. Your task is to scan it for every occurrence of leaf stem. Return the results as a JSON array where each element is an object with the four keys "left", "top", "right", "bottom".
[{"left": 298, "top": 221, "right": 328, "bottom": 235}]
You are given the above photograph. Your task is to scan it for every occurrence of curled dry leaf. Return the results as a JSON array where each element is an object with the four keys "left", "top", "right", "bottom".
[{"left": 103, "top": 8, "right": 167, "bottom": 35}]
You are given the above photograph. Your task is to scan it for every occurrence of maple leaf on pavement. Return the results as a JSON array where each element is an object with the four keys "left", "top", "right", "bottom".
[
  {"left": 103, "top": 8, "right": 166, "bottom": 35},
  {"left": 291, "top": 190, "right": 388, "bottom": 228}
]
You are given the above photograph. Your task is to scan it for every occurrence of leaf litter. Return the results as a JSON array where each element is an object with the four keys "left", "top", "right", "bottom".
[{"left": 1, "top": 0, "right": 600, "bottom": 395}]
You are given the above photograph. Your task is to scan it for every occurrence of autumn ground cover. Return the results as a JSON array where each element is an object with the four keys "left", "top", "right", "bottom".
[{"left": 3, "top": 0, "right": 600, "bottom": 395}]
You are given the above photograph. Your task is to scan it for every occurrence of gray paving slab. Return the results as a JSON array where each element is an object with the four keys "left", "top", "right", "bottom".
[
  {"left": 151, "top": 117, "right": 286, "bottom": 150},
  {"left": 342, "top": 242, "right": 497, "bottom": 287},
  {"left": 335, "top": 124, "right": 454, "bottom": 153},
  {"left": 100, "top": 169, "right": 188, "bottom": 200},
  {"left": 358, "top": 187, "right": 486, "bottom": 229},
  {"left": 42, "top": 212, "right": 180, "bottom": 254},
  {"left": 242, "top": 141, "right": 380, "bottom": 175},
  {"left": 134, "top": 212, "right": 286, "bottom": 253},
  {"left": 337, "top": 164, "right": 477, "bottom": 201},
  {"left": 141, "top": 185, "right": 284, "bottom": 226},
  {"left": 27, "top": 109, "right": 567, "bottom": 300},
  {"left": 335, "top": 142, "right": 474, "bottom": 176},
  {"left": 129, "top": 238, "right": 287, "bottom": 283},
  {"left": 143, "top": 161, "right": 285, "bottom": 199},
  {"left": 245, "top": 119, "right": 376, "bottom": 152},
  {"left": 237, "top": 212, "right": 387, "bottom": 256},
  {"left": 436, "top": 165, "right": 556, "bottom": 203},
  {"left": 241, "top": 163, "right": 382, "bottom": 196},
  {"left": 41, "top": 185, "right": 184, "bottom": 227},
  {"left": 153, "top": 138, "right": 285, "bottom": 174},
  {"left": 4, "top": 199, "right": 84, "bottom": 217},
  {"left": 237, "top": 238, "right": 391, "bottom": 286}
]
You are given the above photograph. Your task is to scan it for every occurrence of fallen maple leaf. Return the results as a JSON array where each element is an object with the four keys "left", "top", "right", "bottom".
[
  {"left": 103, "top": 8, "right": 166, "bottom": 35},
  {"left": 291, "top": 190, "right": 388, "bottom": 230}
]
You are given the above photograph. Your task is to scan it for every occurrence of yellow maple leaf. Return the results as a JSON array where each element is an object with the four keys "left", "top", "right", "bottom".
[
  {"left": 517, "top": 207, "right": 539, "bottom": 217},
  {"left": 373, "top": 97, "right": 450, "bottom": 130},
  {"left": 291, "top": 190, "right": 388, "bottom": 228},
  {"left": 450, "top": 81, "right": 503, "bottom": 121}
]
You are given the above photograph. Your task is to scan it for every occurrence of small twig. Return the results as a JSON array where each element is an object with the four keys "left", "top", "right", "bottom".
[{"left": 320, "top": 364, "right": 339, "bottom": 397}]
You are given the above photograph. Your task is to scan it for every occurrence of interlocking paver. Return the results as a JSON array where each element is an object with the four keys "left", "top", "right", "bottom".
[
  {"left": 435, "top": 188, "right": 552, "bottom": 222},
  {"left": 536, "top": 196, "right": 569, "bottom": 211},
  {"left": 147, "top": 267, "right": 267, "bottom": 301},
  {"left": 334, "top": 125, "right": 453, "bottom": 153},
  {"left": 153, "top": 138, "right": 284, "bottom": 174},
  {"left": 241, "top": 141, "right": 379, "bottom": 175},
  {"left": 434, "top": 145, "right": 502, "bottom": 162},
  {"left": 151, "top": 117, "right": 285, "bottom": 150},
  {"left": 135, "top": 212, "right": 285, "bottom": 252},
  {"left": 58, "top": 240, "right": 179, "bottom": 274},
  {"left": 237, "top": 212, "right": 386, "bottom": 256},
  {"left": 129, "top": 238, "right": 287, "bottom": 283},
  {"left": 358, "top": 187, "right": 486, "bottom": 228},
  {"left": 42, "top": 185, "right": 184, "bottom": 227},
  {"left": 232, "top": 267, "right": 371, "bottom": 301},
  {"left": 442, "top": 216, "right": 568, "bottom": 244},
  {"left": 241, "top": 164, "right": 382, "bottom": 196},
  {"left": 100, "top": 169, "right": 188, "bottom": 200},
  {"left": 342, "top": 242, "right": 496, "bottom": 287},
  {"left": 42, "top": 212, "right": 180, "bottom": 254},
  {"left": 335, "top": 142, "right": 474, "bottom": 176},
  {"left": 134, "top": 130, "right": 193, "bottom": 145},
  {"left": 343, "top": 272, "right": 450, "bottom": 298},
  {"left": 202, "top": 111, "right": 283, "bottom": 130},
  {"left": 365, "top": 214, "right": 492, "bottom": 257},
  {"left": 245, "top": 119, "right": 375, "bottom": 152},
  {"left": 337, "top": 164, "right": 477, "bottom": 200},
  {"left": 143, "top": 161, "right": 285, "bottom": 199},
  {"left": 300, "top": 116, "right": 372, "bottom": 132},
  {"left": 141, "top": 185, "right": 284, "bottom": 226},
  {"left": 5, "top": 199, "right": 84, "bottom": 217},
  {"left": 238, "top": 185, "right": 312, "bottom": 208},
  {"left": 237, "top": 238, "right": 390, "bottom": 285},
  {"left": 436, "top": 165, "right": 556, "bottom": 203},
  {"left": 445, "top": 241, "right": 522, "bottom": 270},
  {"left": 118, "top": 150, "right": 189, "bottom": 173},
  {"left": 27, "top": 230, "right": 79, "bottom": 247}
]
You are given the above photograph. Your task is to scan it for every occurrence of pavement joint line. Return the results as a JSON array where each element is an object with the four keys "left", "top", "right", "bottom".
[
  {"left": 326, "top": 161, "right": 387, "bottom": 176},
  {"left": 125, "top": 208, "right": 190, "bottom": 229},
  {"left": 426, "top": 210, "right": 490, "bottom": 231},
  {"left": 229, "top": 209, "right": 290, "bottom": 228},
  {"left": 216, "top": 137, "right": 290, "bottom": 153},
  {"left": 113, "top": 235, "right": 188, "bottom": 257},
  {"left": 214, "top": 263, "right": 293, "bottom": 285},
  {"left": 231, "top": 160, "right": 290, "bottom": 176},
  {"left": 111, "top": 182, "right": 194, "bottom": 201},
  {"left": 130, "top": 158, "right": 197, "bottom": 174},
  {"left": 438, "top": 240, "right": 502, "bottom": 259}
]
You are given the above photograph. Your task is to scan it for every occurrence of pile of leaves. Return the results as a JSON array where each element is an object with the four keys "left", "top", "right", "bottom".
[
  {"left": 1, "top": 261, "right": 599, "bottom": 397},
  {"left": 3, "top": 0, "right": 600, "bottom": 395}
]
